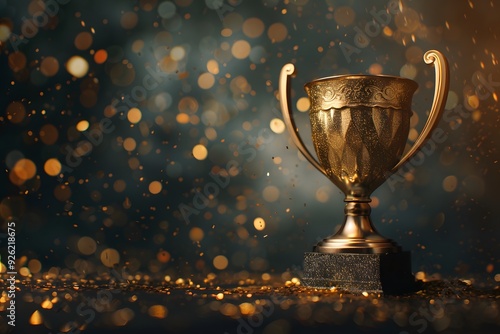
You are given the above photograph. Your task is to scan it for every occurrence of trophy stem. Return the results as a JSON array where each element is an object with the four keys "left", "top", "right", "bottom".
[{"left": 314, "top": 198, "right": 401, "bottom": 254}]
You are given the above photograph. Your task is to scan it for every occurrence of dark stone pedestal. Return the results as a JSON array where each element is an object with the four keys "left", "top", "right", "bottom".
[{"left": 301, "top": 251, "right": 419, "bottom": 294}]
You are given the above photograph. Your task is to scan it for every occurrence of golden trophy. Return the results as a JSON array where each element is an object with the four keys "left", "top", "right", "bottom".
[{"left": 279, "top": 50, "right": 449, "bottom": 293}]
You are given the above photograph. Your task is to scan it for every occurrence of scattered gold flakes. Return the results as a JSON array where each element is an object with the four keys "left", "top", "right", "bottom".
[
  {"left": 198, "top": 72, "right": 215, "bottom": 89},
  {"left": 148, "top": 305, "right": 168, "bottom": 319},
  {"left": 111, "top": 308, "right": 135, "bottom": 326},
  {"left": 333, "top": 6, "right": 356, "bottom": 26},
  {"left": 213, "top": 255, "right": 228, "bottom": 270},
  {"left": 267, "top": 22, "right": 287, "bottom": 43},
  {"left": 74, "top": 31, "right": 93, "bottom": 50},
  {"left": 10, "top": 158, "right": 37, "bottom": 185},
  {"left": 94, "top": 49, "right": 108, "bottom": 64},
  {"left": 189, "top": 227, "right": 204, "bottom": 242},
  {"left": 41, "top": 299, "right": 53, "bottom": 309},
  {"left": 269, "top": 118, "right": 285, "bottom": 134},
  {"left": 296, "top": 97, "right": 310, "bottom": 112},
  {"left": 29, "top": 310, "right": 43, "bottom": 325},
  {"left": 100, "top": 248, "right": 120, "bottom": 267},
  {"left": 6, "top": 101, "right": 26, "bottom": 124},
  {"left": 44, "top": 158, "right": 62, "bottom": 177},
  {"left": 66, "top": 55, "right": 89, "bottom": 78},
  {"left": 40, "top": 56, "right": 59, "bottom": 77},
  {"left": 253, "top": 217, "right": 266, "bottom": 231},
  {"left": 77, "top": 236, "right": 97, "bottom": 255},
  {"left": 76, "top": 120, "right": 90, "bottom": 132},
  {"left": 156, "top": 250, "right": 171, "bottom": 263},
  {"left": 192, "top": 144, "right": 208, "bottom": 160},
  {"left": 126, "top": 108, "right": 141, "bottom": 124},
  {"left": 149, "top": 180, "right": 163, "bottom": 194}
]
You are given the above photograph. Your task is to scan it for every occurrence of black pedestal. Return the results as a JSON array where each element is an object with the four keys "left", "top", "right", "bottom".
[{"left": 301, "top": 251, "right": 419, "bottom": 294}]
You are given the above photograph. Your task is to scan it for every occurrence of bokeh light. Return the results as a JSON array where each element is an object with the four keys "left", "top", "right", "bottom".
[
  {"left": 44, "top": 158, "right": 62, "bottom": 177},
  {"left": 1, "top": 2, "right": 499, "bottom": 331},
  {"left": 66, "top": 56, "right": 89, "bottom": 78},
  {"left": 192, "top": 144, "right": 208, "bottom": 160}
]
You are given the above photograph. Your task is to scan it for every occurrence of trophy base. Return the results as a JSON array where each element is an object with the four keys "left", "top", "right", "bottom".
[{"left": 301, "top": 251, "right": 420, "bottom": 294}]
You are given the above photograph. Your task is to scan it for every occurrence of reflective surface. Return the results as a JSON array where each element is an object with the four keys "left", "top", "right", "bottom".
[
  {"left": 307, "top": 75, "right": 416, "bottom": 197},
  {"left": 279, "top": 51, "right": 449, "bottom": 253}
]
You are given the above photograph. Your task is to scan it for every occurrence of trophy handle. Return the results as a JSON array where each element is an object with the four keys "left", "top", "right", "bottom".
[
  {"left": 392, "top": 50, "right": 450, "bottom": 173},
  {"left": 279, "top": 64, "right": 328, "bottom": 177}
]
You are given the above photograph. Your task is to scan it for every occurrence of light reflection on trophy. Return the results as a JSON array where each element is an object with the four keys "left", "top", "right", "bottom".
[{"left": 279, "top": 50, "right": 449, "bottom": 293}]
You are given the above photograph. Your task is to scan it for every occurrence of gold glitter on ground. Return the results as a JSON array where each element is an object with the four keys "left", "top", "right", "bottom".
[{"left": 1, "top": 274, "right": 498, "bottom": 333}]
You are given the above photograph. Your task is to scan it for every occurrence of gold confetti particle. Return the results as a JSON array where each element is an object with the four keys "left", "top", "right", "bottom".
[
  {"left": 66, "top": 55, "right": 89, "bottom": 78},
  {"left": 213, "top": 255, "right": 228, "bottom": 270},
  {"left": 41, "top": 299, "right": 53, "bottom": 309},
  {"left": 44, "top": 158, "right": 62, "bottom": 177},
  {"left": 29, "top": 310, "right": 43, "bottom": 325},
  {"left": 400, "top": 64, "right": 417, "bottom": 79},
  {"left": 40, "top": 56, "right": 59, "bottom": 77},
  {"left": 40, "top": 124, "right": 59, "bottom": 145},
  {"left": 28, "top": 259, "right": 42, "bottom": 274},
  {"left": 77, "top": 236, "right": 97, "bottom": 255},
  {"left": 8, "top": 51, "right": 27, "bottom": 72},
  {"left": 111, "top": 308, "right": 134, "bottom": 326},
  {"left": 148, "top": 305, "right": 168, "bottom": 319},
  {"left": 100, "top": 248, "right": 120, "bottom": 267},
  {"left": 296, "top": 97, "right": 310, "bottom": 112},
  {"left": 189, "top": 227, "right": 204, "bottom": 242},
  {"left": 262, "top": 185, "right": 280, "bottom": 202},
  {"left": 123, "top": 138, "right": 137, "bottom": 151},
  {"left": 231, "top": 40, "right": 251, "bottom": 59},
  {"left": 94, "top": 49, "right": 108, "bottom": 64},
  {"left": 54, "top": 184, "right": 72, "bottom": 201},
  {"left": 267, "top": 22, "right": 288, "bottom": 43},
  {"left": 192, "top": 144, "right": 208, "bottom": 160},
  {"left": 206, "top": 59, "right": 219, "bottom": 74},
  {"left": 176, "top": 113, "right": 190, "bottom": 124},
  {"left": 253, "top": 217, "right": 266, "bottom": 231},
  {"left": 6, "top": 101, "right": 26, "bottom": 124},
  {"left": 127, "top": 108, "right": 142, "bottom": 124},
  {"left": 242, "top": 17, "right": 265, "bottom": 38},
  {"left": 270, "top": 118, "right": 285, "bottom": 134},
  {"left": 121, "top": 11, "right": 138, "bottom": 30},
  {"left": 415, "top": 271, "right": 426, "bottom": 281},
  {"left": 333, "top": 6, "right": 356, "bottom": 26},
  {"left": 74, "top": 31, "right": 93, "bottom": 50},
  {"left": 156, "top": 250, "right": 171, "bottom": 263},
  {"left": 11, "top": 158, "right": 37, "bottom": 184},
  {"left": 198, "top": 72, "right": 215, "bottom": 89},
  {"left": 0, "top": 24, "right": 11, "bottom": 42},
  {"left": 239, "top": 302, "right": 255, "bottom": 315},
  {"left": 171, "top": 46, "right": 186, "bottom": 61},
  {"left": 19, "top": 267, "right": 30, "bottom": 276},
  {"left": 149, "top": 181, "right": 163, "bottom": 194},
  {"left": 368, "top": 63, "right": 383, "bottom": 75},
  {"left": 76, "top": 120, "right": 90, "bottom": 131},
  {"left": 467, "top": 95, "right": 480, "bottom": 109},
  {"left": 442, "top": 175, "right": 458, "bottom": 192},
  {"left": 395, "top": 8, "right": 420, "bottom": 33},
  {"left": 315, "top": 187, "right": 330, "bottom": 203}
]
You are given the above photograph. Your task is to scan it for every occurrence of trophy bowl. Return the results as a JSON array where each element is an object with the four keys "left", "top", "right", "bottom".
[{"left": 279, "top": 50, "right": 449, "bottom": 293}]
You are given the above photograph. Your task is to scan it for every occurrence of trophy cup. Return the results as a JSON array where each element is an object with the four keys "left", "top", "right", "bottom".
[{"left": 279, "top": 50, "right": 449, "bottom": 294}]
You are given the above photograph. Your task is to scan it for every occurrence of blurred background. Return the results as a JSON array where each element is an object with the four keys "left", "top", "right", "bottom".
[{"left": 1, "top": 0, "right": 499, "bottom": 283}]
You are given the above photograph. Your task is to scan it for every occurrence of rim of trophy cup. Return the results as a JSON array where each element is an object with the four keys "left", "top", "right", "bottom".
[{"left": 304, "top": 73, "right": 419, "bottom": 88}]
